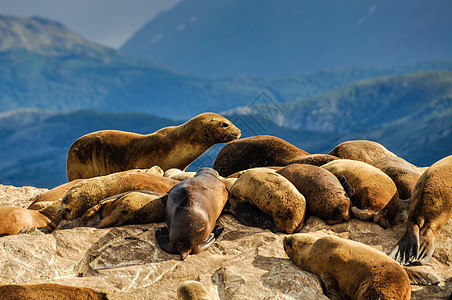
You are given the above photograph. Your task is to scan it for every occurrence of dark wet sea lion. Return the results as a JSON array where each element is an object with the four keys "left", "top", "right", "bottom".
[
  {"left": 155, "top": 168, "right": 228, "bottom": 260},
  {"left": 329, "top": 140, "right": 397, "bottom": 164},
  {"left": 284, "top": 233, "right": 411, "bottom": 300},
  {"left": 67, "top": 112, "right": 241, "bottom": 181},
  {"left": 213, "top": 135, "right": 309, "bottom": 177},
  {"left": 390, "top": 155, "right": 452, "bottom": 265},
  {"left": 276, "top": 164, "right": 352, "bottom": 224}
]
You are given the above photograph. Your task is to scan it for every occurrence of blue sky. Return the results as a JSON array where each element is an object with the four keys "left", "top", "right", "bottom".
[{"left": 0, "top": 0, "right": 182, "bottom": 48}]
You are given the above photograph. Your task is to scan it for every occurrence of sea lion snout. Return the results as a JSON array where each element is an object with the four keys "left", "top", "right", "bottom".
[{"left": 283, "top": 236, "right": 293, "bottom": 251}]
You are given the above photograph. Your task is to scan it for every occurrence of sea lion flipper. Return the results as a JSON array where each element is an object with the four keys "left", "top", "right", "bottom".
[
  {"left": 338, "top": 175, "right": 355, "bottom": 198},
  {"left": 228, "top": 196, "right": 278, "bottom": 233},
  {"left": 389, "top": 224, "right": 420, "bottom": 265},
  {"left": 418, "top": 227, "right": 436, "bottom": 264},
  {"left": 197, "top": 225, "right": 224, "bottom": 253},
  {"left": 403, "top": 266, "right": 441, "bottom": 286},
  {"left": 350, "top": 206, "right": 378, "bottom": 221},
  {"left": 155, "top": 226, "right": 178, "bottom": 254},
  {"left": 79, "top": 203, "right": 103, "bottom": 227},
  {"left": 319, "top": 272, "right": 348, "bottom": 300}
]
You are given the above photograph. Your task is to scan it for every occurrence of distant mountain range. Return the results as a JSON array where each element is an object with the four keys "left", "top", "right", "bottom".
[
  {"left": 0, "top": 14, "right": 450, "bottom": 188},
  {"left": 120, "top": 0, "right": 452, "bottom": 78}
]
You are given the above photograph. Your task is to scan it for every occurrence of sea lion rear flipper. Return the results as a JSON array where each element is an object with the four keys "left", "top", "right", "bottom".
[
  {"left": 389, "top": 224, "right": 420, "bottom": 265},
  {"left": 228, "top": 195, "right": 278, "bottom": 233},
  {"left": 418, "top": 227, "right": 436, "bottom": 264},
  {"left": 403, "top": 267, "right": 441, "bottom": 286},
  {"left": 350, "top": 206, "right": 378, "bottom": 221},
  {"left": 155, "top": 226, "right": 178, "bottom": 254},
  {"left": 338, "top": 175, "right": 355, "bottom": 198},
  {"left": 319, "top": 272, "right": 348, "bottom": 300},
  {"left": 197, "top": 225, "right": 225, "bottom": 253}
]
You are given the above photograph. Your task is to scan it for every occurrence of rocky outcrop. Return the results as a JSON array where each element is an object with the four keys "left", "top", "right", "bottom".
[{"left": 0, "top": 184, "right": 451, "bottom": 299}]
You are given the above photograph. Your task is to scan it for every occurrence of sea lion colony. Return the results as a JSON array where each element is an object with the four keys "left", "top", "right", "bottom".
[{"left": 1, "top": 112, "right": 451, "bottom": 299}]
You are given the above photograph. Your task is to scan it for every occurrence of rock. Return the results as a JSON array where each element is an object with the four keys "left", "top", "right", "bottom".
[{"left": 0, "top": 184, "right": 451, "bottom": 299}]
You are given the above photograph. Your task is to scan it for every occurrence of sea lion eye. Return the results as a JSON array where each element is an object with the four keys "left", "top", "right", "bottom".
[{"left": 221, "top": 122, "right": 229, "bottom": 128}]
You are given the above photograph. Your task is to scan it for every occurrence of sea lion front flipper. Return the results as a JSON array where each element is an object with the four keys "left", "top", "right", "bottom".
[
  {"left": 350, "top": 206, "right": 378, "bottom": 221},
  {"left": 79, "top": 203, "right": 104, "bottom": 227},
  {"left": 338, "top": 175, "right": 355, "bottom": 198},
  {"left": 228, "top": 195, "right": 278, "bottom": 233},
  {"left": 403, "top": 266, "right": 441, "bottom": 286},
  {"left": 319, "top": 272, "right": 348, "bottom": 300},
  {"left": 389, "top": 224, "right": 420, "bottom": 265},
  {"left": 155, "top": 226, "right": 178, "bottom": 254},
  {"left": 418, "top": 227, "right": 436, "bottom": 264}
]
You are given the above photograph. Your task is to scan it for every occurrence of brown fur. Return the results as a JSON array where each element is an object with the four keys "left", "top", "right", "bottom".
[
  {"left": 28, "top": 180, "right": 82, "bottom": 210},
  {"left": 66, "top": 112, "right": 241, "bottom": 181},
  {"left": 177, "top": 281, "right": 212, "bottom": 300},
  {"left": 58, "top": 171, "right": 179, "bottom": 220},
  {"left": 213, "top": 135, "right": 309, "bottom": 177},
  {"left": 321, "top": 159, "right": 399, "bottom": 228},
  {"left": 229, "top": 168, "right": 306, "bottom": 233},
  {"left": 0, "top": 207, "right": 52, "bottom": 236},
  {"left": 157, "top": 168, "right": 228, "bottom": 260},
  {"left": 391, "top": 155, "right": 452, "bottom": 265},
  {"left": 371, "top": 157, "right": 424, "bottom": 200},
  {"left": 284, "top": 233, "right": 411, "bottom": 300},
  {"left": 276, "top": 164, "right": 351, "bottom": 224},
  {"left": 289, "top": 153, "right": 340, "bottom": 166},
  {"left": 0, "top": 283, "right": 107, "bottom": 300},
  {"left": 80, "top": 190, "right": 166, "bottom": 228},
  {"left": 329, "top": 140, "right": 397, "bottom": 164}
]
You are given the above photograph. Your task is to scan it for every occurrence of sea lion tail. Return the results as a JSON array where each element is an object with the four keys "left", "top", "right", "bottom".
[
  {"left": 389, "top": 224, "right": 420, "bottom": 265},
  {"left": 338, "top": 175, "right": 355, "bottom": 198}
]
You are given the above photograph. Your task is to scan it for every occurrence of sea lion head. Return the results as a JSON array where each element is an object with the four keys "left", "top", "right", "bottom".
[
  {"left": 57, "top": 188, "right": 87, "bottom": 220},
  {"left": 193, "top": 113, "right": 241, "bottom": 143},
  {"left": 195, "top": 167, "right": 219, "bottom": 178},
  {"left": 283, "top": 233, "right": 319, "bottom": 267}
]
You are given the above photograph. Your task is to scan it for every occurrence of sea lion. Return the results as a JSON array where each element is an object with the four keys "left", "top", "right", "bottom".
[
  {"left": 276, "top": 164, "right": 352, "bottom": 224},
  {"left": 0, "top": 283, "right": 107, "bottom": 300},
  {"left": 58, "top": 171, "right": 178, "bottom": 220},
  {"left": 28, "top": 180, "right": 83, "bottom": 210},
  {"left": 390, "top": 155, "right": 452, "bottom": 265},
  {"left": 155, "top": 168, "right": 228, "bottom": 260},
  {"left": 213, "top": 135, "right": 309, "bottom": 177},
  {"left": 228, "top": 168, "right": 306, "bottom": 233},
  {"left": 288, "top": 153, "right": 340, "bottom": 166},
  {"left": 177, "top": 281, "right": 212, "bottom": 300},
  {"left": 321, "top": 159, "right": 399, "bottom": 228},
  {"left": 283, "top": 233, "right": 411, "bottom": 300},
  {"left": 328, "top": 140, "right": 397, "bottom": 164},
  {"left": 66, "top": 112, "right": 241, "bottom": 181},
  {"left": 79, "top": 190, "right": 166, "bottom": 228},
  {"left": 370, "top": 156, "right": 424, "bottom": 200},
  {"left": 0, "top": 207, "right": 54, "bottom": 236},
  {"left": 163, "top": 168, "right": 197, "bottom": 181}
]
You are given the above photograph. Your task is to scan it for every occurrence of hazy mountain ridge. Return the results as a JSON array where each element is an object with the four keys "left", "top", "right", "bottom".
[{"left": 120, "top": 0, "right": 452, "bottom": 77}]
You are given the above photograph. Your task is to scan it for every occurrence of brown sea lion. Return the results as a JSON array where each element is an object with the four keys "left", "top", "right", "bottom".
[
  {"left": 155, "top": 168, "right": 228, "bottom": 260},
  {"left": 28, "top": 180, "right": 83, "bottom": 210},
  {"left": 0, "top": 283, "right": 107, "bottom": 300},
  {"left": 213, "top": 135, "right": 309, "bottom": 177},
  {"left": 276, "top": 164, "right": 352, "bottom": 224},
  {"left": 0, "top": 207, "right": 54, "bottom": 236},
  {"left": 390, "top": 155, "right": 452, "bottom": 265},
  {"left": 58, "top": 171, "right": 179, "bottom": 220},
  {"left": 284, "top": 233, "right": 411, "bottom": 300},
  {"left": 66, "top": 112, "right": 241, "bottom": 181},
  {"left": 328, "top": 140, "right": 397, "bottom": 164},
  {"left": 289, "top": 153, "right": 340, "bottom": 166},
  {"left": 79, "top": 190, "right": 166, "bottom": 228},
  {"left": 321, "top": 159, "right": 399, "bottom": 228},
  {"left": 228, "top": 168, "right": 306, "bottom": 233},
  {"left": 177, "top": 281, "right": 212, "bottom": 300},
  {"left": 371, "top": 156, "right": 424, "bottom": 200}
]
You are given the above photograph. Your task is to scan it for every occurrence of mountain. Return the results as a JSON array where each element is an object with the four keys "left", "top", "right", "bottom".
[
  {"left": 120, "top": 0, "right": 452, "bottom": 78},
  {"left": 2, "top": 14, "right": 452, "bottom": 120}
]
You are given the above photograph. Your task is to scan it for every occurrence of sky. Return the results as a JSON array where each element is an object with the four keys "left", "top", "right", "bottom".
[{"left": 0, "top": 0, "right": 182, "bottom": 48}]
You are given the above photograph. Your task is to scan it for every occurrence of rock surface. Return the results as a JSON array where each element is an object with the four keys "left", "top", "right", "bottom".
[{"left": 0, "top": 184, "right": 451, "bottom": 299}]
